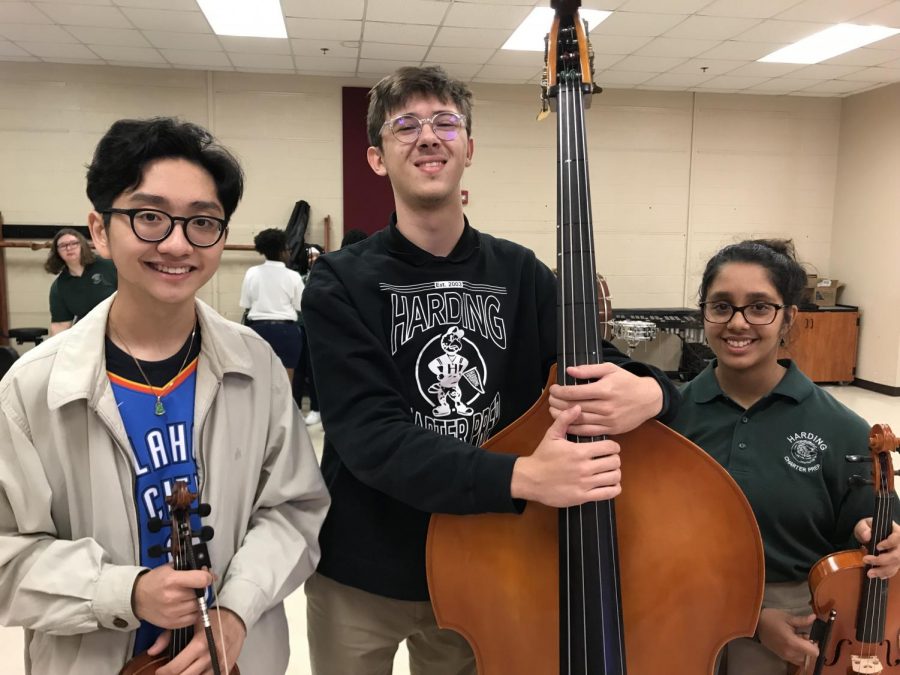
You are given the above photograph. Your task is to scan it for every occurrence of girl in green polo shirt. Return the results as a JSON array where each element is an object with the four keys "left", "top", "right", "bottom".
[{"left": 671, "top": 239, "right": 900, "bottom": 675}]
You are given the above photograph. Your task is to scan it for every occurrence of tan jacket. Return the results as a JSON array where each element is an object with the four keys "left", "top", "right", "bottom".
[{"left": 0, "top": 296, "right": 329, "bottom": 674}]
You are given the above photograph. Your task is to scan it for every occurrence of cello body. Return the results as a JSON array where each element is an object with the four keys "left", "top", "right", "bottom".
[
  {"left": 427, "top": 2, "right": 764, "bottom": 673},
  {"left": 428, "top": 368, "right": 764, "bottom": 674}
]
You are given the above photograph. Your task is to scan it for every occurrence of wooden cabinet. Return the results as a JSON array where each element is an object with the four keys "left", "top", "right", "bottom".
[{"left": 779, "top": 309, "right": 859, "bottom": 384}]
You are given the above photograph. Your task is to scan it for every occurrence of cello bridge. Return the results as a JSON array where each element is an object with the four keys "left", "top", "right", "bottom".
[{"left": 851, "top": 654, "right": 883, "bottom": 673}]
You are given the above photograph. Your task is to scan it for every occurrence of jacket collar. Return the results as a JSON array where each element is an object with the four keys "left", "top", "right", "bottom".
[
  {"left": 384, "top": 212, "right": 480, "bottom": 266},
  {"left": 688, "top": 359, "right": 813, "bottom": 405},
  {"left": 47, "top": 294, "right": 256, "bottom": 410}
]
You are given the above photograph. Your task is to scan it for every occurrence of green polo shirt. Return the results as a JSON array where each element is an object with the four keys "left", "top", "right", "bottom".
[
  {"left": 672, "top": 360, "right": 894, "bottom": 583},
  {"left": 49, "top": 257, "right": 117, "bottom": 323}
]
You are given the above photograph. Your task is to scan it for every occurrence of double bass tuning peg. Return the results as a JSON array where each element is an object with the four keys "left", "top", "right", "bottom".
[
  {"left": 845, "top": 454, "right": 873, "bottom": 463},
  {"left": 848, "top": 474, "right": 874, "bottom": 488}
]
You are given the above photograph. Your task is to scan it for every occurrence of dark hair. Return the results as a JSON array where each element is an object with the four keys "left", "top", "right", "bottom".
[
  {"left": 699, "top": 239, "right": 807, "bottom": 307},
  {"left": 44, "top": 228, "right": 96, "bottom": 274},
  {"left": 340, "top": 229, "right": 368, "bottom": 249},
  {"left": 86, "top": 117, "right": 244, "bottom": 221},
  {"left": 367, "top": 66, "right": 473, "bottom": 149},
  {"left": 253, "top": 228, "right": 287, "bottom": 261}
]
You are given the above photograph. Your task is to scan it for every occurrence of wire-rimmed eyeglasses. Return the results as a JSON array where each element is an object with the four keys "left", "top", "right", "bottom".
[
  {"left": 381, "top": 112, "right": 467, "bottom": 144},
  {"left": 700, "top": 301, "right": 786, "bottom": 325},
  {"left": 102, "top": 208, "right": 228, "bottom": 248}
]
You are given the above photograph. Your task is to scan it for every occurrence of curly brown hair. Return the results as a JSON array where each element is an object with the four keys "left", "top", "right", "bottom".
[{"left": 44, "top": 228, "right": 96, "bottom": 275}]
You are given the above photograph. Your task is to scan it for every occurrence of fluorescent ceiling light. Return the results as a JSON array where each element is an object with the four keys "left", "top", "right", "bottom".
[
  {"left": 196, "top": 0, "right": 287, "bottom": 39},
  {"left": 759, "top": 23, "right": 900, "bottom": 64},
  {"left": 502, "top": 7, "right": 613, "bottom": 52}
]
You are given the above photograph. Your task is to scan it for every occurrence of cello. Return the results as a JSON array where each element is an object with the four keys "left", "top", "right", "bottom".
[
  {"left": 799, "top": 424, "right": 900, "bottom": 675},
  {"left": 120, "top": 481, "right": 239, "bottom": 675},
  {"left": 426, "top": 2, "right": 765, "bottom": 673}
]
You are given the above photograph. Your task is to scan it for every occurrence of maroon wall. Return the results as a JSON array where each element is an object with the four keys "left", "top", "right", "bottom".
[{"left": 342, "top": 87, "right": 395, "bottom": 237}]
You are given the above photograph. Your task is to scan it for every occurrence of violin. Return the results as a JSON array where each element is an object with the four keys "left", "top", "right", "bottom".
[
  {"left": 120, "top": 481, "right": 239, "bottom": 675},
  {"left": 426, "top": 2, "right": 764, "bottom": 673},
  {"left": 799, "top": 423, "right": 900, "bottom": 675}
]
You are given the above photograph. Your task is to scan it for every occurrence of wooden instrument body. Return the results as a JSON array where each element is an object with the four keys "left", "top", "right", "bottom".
[
  {"left": 427, "top": 367, "right": 765, "bottom": 675},
  {"left": 120, "top": 652, "right": 240, "bottom": 675}
]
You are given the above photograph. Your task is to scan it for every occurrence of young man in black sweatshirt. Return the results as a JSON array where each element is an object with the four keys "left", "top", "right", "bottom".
[{"left": 301, "top": 66, "right": 681, "bottom": 675}]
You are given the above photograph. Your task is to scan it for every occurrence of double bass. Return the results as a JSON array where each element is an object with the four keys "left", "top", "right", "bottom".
[
  {"left": 427, "top": 2, "right": 765, "bottom": 673},
  {"left": 799, "top": 424, "right": 900, "bottom": 675},
  {"left": 120, "top": 481, "right": 239, "bottom": 675}
]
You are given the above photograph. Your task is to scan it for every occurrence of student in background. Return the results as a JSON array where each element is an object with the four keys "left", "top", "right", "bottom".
[
  {"left": 295, "top": 243, "right": 325, "bottom": 426},
  {"left": 240, "top": 227, "right": 304, "bottom": 382},
  {"left": 45, "top": 227, "right": 117, "bottom": 335}
]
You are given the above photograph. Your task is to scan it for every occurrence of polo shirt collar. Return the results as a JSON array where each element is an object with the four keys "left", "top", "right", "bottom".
[
  {"left": 263, "top": 260, "right": 286, "bottom": 268},
  {"left": 688, "top": 359, "right": 814, "bottom": 405},
  {"left": 385, "top": 212, "right": 480, "bottom": 266}
]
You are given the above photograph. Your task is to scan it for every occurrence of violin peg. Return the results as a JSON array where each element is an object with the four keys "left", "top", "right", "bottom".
[
  {"left": 195, "top": 525, "right": 215, "bottom": 542},
  {"left": 845, "top": 454, "right": 873, "bottom": 463},
  {"left": 147, "top": 544, "right": 169, "bottom": 558},
  {"left": 147, "top": 517, "right": 166, "bottom": 533},
  {"left": 195, "top": 503, "right": 212, "bottom": 517}
]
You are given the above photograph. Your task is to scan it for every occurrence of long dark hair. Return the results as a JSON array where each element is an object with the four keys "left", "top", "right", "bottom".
[
  {"left": 44, "top": 228, "right": 95, "bottom": 275},
  {"left": 699, "top": 239, "right": 807, "bottom": 307}
]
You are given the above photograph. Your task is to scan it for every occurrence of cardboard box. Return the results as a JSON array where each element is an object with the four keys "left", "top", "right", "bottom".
[
  {"left": 802, "top": 274, "right": 818, "bottom": 304},
  {"left": 814, "top": 278, "right": 844, "bottom": 306}
]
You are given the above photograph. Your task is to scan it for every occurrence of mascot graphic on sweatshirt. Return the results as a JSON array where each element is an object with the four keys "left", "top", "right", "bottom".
[{"left": 426, "top": 326, "right": 484, "bottom": 417}]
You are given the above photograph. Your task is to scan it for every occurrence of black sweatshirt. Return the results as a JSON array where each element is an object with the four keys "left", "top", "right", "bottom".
[{"left": 302, "top": 216, "right": 680, "bottom": 600}]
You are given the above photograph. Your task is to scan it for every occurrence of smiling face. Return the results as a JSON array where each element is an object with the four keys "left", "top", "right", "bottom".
[
  {"left": 703, "top": 262, "right": 796, "bottom": 375},
  {"left": 88, "top": 157, "right": 227, "bottom": 315},
  {"left": 366, "top": 94, "right": 474, "bottom": 212}
]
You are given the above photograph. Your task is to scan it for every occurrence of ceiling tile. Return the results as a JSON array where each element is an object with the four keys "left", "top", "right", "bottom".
[
  {"left": 592, "top": 11, "right": 686, "bottom": 38},
  {"left": 161, "top": 48, "right": 231, "bottom": 68},
  {"left": 290, "top": 38, "right": 357, "bottom": 58},
  {"left": 286, "top": 18, "right": 360, "bottom": 41},
  {"left": 293, "top": 54, "right": 357, "bottom": 72},
  {"left": 693, "top": 74, "right": 770, "bottom": 89},
  {"left": 0, "top": 2, "right": 53, "bottom": 23},
  {"left": 281, "top": 0, "right": 364, "bottom": 20},
  {"left": 796, "top": 79, "right": 874, "bottom": 94},
  {"left": 356, "top": 57, "right": 417, "bottom": 74},
  {"left": 112, "top": 0, "right": 197, "bottom": 8},
  {"left": 595, "top": 69, "right": 655, "bottom": 85},
  {"left": 609, "top": 54, "right": 687, "bottom": 72},
  {"left": 746, "top": 78, "right": 818, "bottom": 93},
  {"left": 726, "top": 61, "right": 805, "bottom": 77},
  {"left": 67, "top": 26, "right": 150, "bottom": 46},
  {"left": 474, "top": 63, "right": 541, "bottom": 82},
  {"left": 617, "top": 0, "right": 712, "bottom": 11},
  {"left": 664, "top": 15, "right": 761, "bottom": 40},
  {"left": 775, "top": 0, "right": 891, "bottom": 23},
  {"left": 89, "top": 43, "right": 165, "bottom": 61},
  {"left": 360, "top": 42, "right": 428, "bottom": 61},
  {"left": 142, "top": 30, "right": 221, "bottom": 51},
  {"left": 486, "top": 49, "right": 543, "bottom": 66},
  {"left": 363, "top": 21, "right": 437, "bottom": 46},
  {"left": 635, "top": 37, "right": 719, "bottom": 57},
  {"left": 856, "top": 1, "right": 900, "bottom": 26},
  {"left": 0, "top": 23, "right": 78, "bottom": 42},
  {"left": 227, "top": 52, "right": 295, "bottom": 69},
  {"left": 642, "top": 71, "right": 717, "bottom": 88},
  {"left": 789, "top": 63, "right": 868, "bottom": 79},
  {"left": 0, "top": 39, "right": 30, "bottom": 56},
  {"left": 433, "top": 26, "right": 510, "bottom": 49},
  {"left": 366, "top": 0, "right": 449, "bottom": 25},
  {"left": 120, "top": 7, "right": 211, "bottom": 33},
  {"left": 590, "top": 35, "right": 654, "bottom": 55},
  {"left": 735, "top": 19, "right": 829, "bottom": 43},
  {"left": 428, "top": 45, "right": 496, "bottom": 64},
  {"left": 838, "top": 65, "right": 900, "bottom": 82},
  {"left": 218, "top": 36, "right": 290, "bottom": 54},
  {"left": 18, "top": 40, "right": 98, "bottom": 57},
  {"left": 443, "top": 3, "right": 531, "bottom": 30},
  {"left": 700, "top": 0, "right": 802, "bottom": 19},
  {"left": 696, "top": 40, "right": 783, "bottom": 60},
  {"left": 36, "top": 3, "right": 131, "bottom": 27},
  {"left": 421, "top": 60, "right": 482, "bottom": 79},
  {"left": 822, "top": 48, "right": 899, "bottom": 66},
  {"left": 668, "top": 57, "right": 742, "bottom": 75}
]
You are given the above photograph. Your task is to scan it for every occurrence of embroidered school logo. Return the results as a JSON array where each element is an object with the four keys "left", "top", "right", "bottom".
[
  {"left": 91, "top": 272, "right": 104, "bottom": 285},
  {"left": 784, "top": 431, "right": 827, "bottom": 474}
]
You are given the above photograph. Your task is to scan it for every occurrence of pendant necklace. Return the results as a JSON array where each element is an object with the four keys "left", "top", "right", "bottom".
[{"left": 111, "top": 321, "right": 196, "bottom": 416}]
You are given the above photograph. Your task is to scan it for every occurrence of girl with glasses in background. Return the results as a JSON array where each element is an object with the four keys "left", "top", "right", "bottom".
[
  {"left": 45, "top": 227, "right": 117, "bottom": 336},
  {"left": 671, "top": 239, "right": 900, "bottom": 674}
]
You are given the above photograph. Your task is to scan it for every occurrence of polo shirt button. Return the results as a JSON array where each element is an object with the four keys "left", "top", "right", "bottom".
[
  {"left": 113, "top": 617, "right": 128, "bottom": 629},
  {"left": 738, "top": 442, "right": 747, "bottom": 449},
  {"left": 741, "top": 417, "right": 749, "bottom": 423}
]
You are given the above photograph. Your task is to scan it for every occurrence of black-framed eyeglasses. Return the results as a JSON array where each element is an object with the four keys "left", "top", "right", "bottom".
[
  {"left": 381, "top": 112, "right": 466, "bottom": 144},
  {"left": 102, "top": 208, "right": 228, "bottom": 248},
  {"left": 700, "top": 301, "right": 786, "bottom": 325},
  {"left": 56, "top": 241, "right": 80, "bottom": 251}
]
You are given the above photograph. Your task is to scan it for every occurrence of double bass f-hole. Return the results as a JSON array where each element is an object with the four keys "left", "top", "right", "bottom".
[
  {"left": 801, "top": 424, "right": 900, "bottom": 675},
  {"left": 119, "top": 481, "right": 240, "bottom": 675}
]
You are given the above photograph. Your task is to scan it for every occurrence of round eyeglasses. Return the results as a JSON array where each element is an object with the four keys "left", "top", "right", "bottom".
[
  {"left": 700, "top": 301, "right": 786, "bottom": 325},
  {"left": 382, "top": 112, "right": 466, "bottom": 144},
  {"left": 102, "top": 208, "right": 228, "bottom": 248}
]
